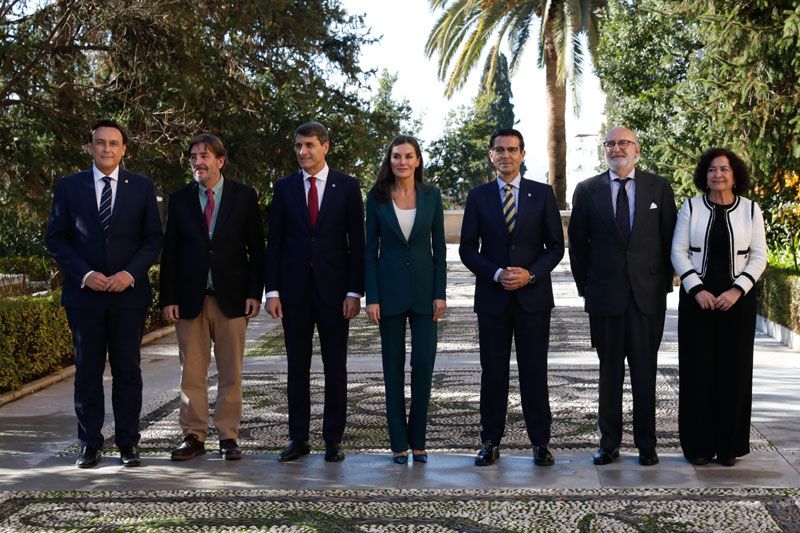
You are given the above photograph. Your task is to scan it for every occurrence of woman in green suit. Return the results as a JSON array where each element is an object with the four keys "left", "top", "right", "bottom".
[{"left": 365, "top": 135, "right": 447, "bottom": 464}]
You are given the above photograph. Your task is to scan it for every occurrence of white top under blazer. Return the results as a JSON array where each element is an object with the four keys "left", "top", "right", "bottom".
[{"left": 393, "top": 201, "right": 416, "bottom": 241}]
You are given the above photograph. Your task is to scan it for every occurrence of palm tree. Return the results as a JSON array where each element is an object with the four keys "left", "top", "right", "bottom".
[{"left": 426, "top": 0, "right": 603, "bottom": 208}]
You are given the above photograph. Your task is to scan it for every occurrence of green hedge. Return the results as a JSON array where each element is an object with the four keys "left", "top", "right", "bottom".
[
  {"left": 0, "top": 256, "right": 55, "bottom": 282},
  {"left": 145, "top": 265, "right": 168, "bottom": 332},
  {"left": 0, "top": 292, "right": 73, "bottom": 393},
  {"left": 0, "top": 265, "right": 169, "bottom": 394},
  {"left": 757, "top": 266, "right": 800, "bottom": 334}
]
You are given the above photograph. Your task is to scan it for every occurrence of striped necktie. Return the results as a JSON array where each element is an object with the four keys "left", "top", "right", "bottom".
[
  {"left": 502, "top": 184, "right": 517, "bottom": 233},
  {"left": 99, "top": 176, "right": 112, "bottom": 233}
]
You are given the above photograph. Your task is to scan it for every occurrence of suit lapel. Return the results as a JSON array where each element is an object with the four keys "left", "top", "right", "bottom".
[
  {"left": 631, "top": 172, "right": 651, "bottom": 240},
  {"left": 407, "top": 185, "right": 429, "bottom": 243},
  {"left": 79, "top": 170, "right": 100, "bottom": 230},
  {"left": 290, "top": 172, "right": 311, "bottom": 231},
  {"left": 513, "top": 179, "right": 534, "bottom": 236},
  {"left": 108, "top": 170, "right": 131, "bottom": 234},
  {"left": 590, "top": 172, "right": 626, "bottom": 243},
  {"left": 316, "top": 171, "right": 336, "bottom": 228},
  {"left": 211, "top": 178, "right": 235, "bottom": 241},
  {"left": 379, "top": 197, "right": 407, "bottom": 244},
  {"left": 485, "top": 181, "right": 510, "bottom": 238}
]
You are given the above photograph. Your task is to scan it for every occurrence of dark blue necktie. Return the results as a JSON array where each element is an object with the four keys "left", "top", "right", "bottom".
[
  {"left": 99, "top": 176, "right": 112, "bottom": 233},
  {"left": 615, "top": 177, "right": 631, "bottom": 241}
]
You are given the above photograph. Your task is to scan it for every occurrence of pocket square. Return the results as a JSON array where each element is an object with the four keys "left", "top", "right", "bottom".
[{"left": 649, "top": 202, "right": 658, "bottom": 209}]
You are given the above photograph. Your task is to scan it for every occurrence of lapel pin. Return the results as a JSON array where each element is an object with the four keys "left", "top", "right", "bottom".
[
  {"left": 527, "top": 192, "right": 532, "bottom": 197},
  {"left": 332, "top": 183, "right": 336, "bottom": 188},
  {"left": 125, "top": 179, "right": 129, "bottom": 183}
]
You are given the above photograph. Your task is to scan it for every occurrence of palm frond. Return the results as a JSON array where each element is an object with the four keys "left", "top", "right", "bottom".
[
  {"left": 571, "top": 34, "right": 585, "bottom": 114},
  {"left": 537, "top": 0, "right": 555, "bottom": 69},
  {"left": 507, "top": 2, "right": 537, "bottom": 74}
]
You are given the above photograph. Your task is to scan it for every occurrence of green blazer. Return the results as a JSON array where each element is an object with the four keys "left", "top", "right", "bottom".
[{"left": 365, "top": 184, "right": 447, "bottom": 316}]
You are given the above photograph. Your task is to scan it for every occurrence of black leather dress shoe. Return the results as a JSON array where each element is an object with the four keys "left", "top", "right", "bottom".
[
  {"left": 171, "top": 434, "right": 206, "bottom": 461},
  {"left": 277, "top": 440, "right": 310, "bottom": 462},
  {"left": 475, "top": 441, "right": 499, "bottom": 466},
  {"left": 120, "top": 445, "right": 141, "bottom": 467},
  {"left": 638, "top": 448, "right": 659, "bottom": 466},
  {"left": 220, "top": 439, "right": 242, "bottom": 460},
  {"left": 76, "top": 446, "right": 102, "bottom": 468},
  {"left": 324, "top": 443, "right": 345, "bottom": 462},
  {"left": 716, "top": 456, "right": 736, "bottom": 467},
  {"left": 533, "top": 446, "right": 555, "bottom": 466},
  {"left": 686, "top": 456, "right": 712, "bottom": 466},
  {"left": 592, "top": 447, "right": 620, "bottom": 465}
]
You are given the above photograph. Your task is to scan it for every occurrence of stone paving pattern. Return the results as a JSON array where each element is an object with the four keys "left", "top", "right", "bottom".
[
  {"left": 2, "top": 488, "right": 800, "bottom": 531},
  {"left": 1, "top": 246, "right": 800, "bottom": 531}
]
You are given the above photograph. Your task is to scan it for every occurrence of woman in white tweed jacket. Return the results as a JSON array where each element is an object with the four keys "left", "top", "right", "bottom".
[{"left": 670, "top": 147, "right": 767, "bottom": 467}]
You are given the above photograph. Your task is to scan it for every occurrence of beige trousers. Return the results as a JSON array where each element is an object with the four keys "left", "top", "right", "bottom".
[{"left": 176, "top": 295, "right": 247, "bottom": 441}]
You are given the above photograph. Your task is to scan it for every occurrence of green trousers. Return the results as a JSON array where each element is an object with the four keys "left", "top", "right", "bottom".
[{"left": 379, "top": 311, "right": 438, "bottom": 452}]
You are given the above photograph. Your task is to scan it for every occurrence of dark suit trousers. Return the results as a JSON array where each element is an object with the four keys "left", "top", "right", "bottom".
[
  {"left": 590, "top": 293, "right": 665, "bottom": 451},
  {"left": 379, "top": 311, "right": 437, "bottom": 452},
  {"left": 478, "top": 297, "right": 552, "bottom": 446},
  {"left": 66, "top": 306, "right": 145, "bottom": 448},
  {"left": 281, "top": 276, "right": 349, "bottom": 444}
]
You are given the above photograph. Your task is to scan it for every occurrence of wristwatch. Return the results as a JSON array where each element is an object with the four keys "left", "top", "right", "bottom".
[{"left": 528, "top": 271, "right": 536, "bottom": 285}]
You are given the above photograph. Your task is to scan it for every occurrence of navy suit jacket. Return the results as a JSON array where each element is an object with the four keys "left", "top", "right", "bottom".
[
  {"left": 460, "top": 178, "right": 565, "bottom": 315},
  {"left": 45, "top": 168, "right": 163, "bottom": 309},
  {"left": 159, "top": 179, "right": 265, "bottom": 320},
  {"left": 568, "top": 170, "right": 676, "bottom": 316},
  {"left": 265, "top": 170, "right": 364, "bottom": 306}
]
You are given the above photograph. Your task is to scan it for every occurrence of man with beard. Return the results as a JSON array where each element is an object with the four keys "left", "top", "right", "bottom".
[
  {"left": 160, "top": 133, "right": 264, "bottom": 461},
  {"left": 568, "top": 127, "right": 676, "bottom": 467}
]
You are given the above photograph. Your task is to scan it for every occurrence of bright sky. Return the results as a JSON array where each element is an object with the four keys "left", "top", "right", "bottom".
[{"left": 341, "top": 0, "right": 607, "bottom": 179}]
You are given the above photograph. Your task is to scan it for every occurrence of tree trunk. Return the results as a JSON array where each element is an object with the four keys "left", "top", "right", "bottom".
[{"left": 543, "top": 19, "right": 568, "bottom": 210}]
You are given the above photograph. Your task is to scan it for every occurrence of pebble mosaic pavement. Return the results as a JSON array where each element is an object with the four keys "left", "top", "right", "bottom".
[
  {"left": 2, "top": 488, "right": 800, "bottom": 531},
  {"left": 66, "top": 367, "right": 773, "bottom": 456},
  {"left": 9, "top": 258, "right": 795, "bottom": 531}
]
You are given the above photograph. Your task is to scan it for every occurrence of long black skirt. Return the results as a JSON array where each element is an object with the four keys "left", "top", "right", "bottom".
[{"left": 677, "top": 287, "right": 757, "bottom": 459}]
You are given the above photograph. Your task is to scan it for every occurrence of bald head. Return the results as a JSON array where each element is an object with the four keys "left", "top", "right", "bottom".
[{"left": 603, "top": 126, "right": 640, "bottom": 177}]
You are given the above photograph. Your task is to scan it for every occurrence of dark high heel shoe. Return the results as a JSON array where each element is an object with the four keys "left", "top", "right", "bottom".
[
  {"left": 392, "top": 452, "right": 408, "bottom": 464},
  {"left": 716, "top": 456, "right": 736, "bottom": 467},
  {"left": 412, "top": 450, "right": 428, "bottom": 463}
]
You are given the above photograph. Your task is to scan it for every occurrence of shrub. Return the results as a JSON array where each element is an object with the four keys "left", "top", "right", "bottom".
[
  {"left": 0, "top": 256, "right": 56, "bottom": 282},
  {"left": 0, "top": 265, "right": 169, "bottom": 394},
  {"left": 145, "top": 265, "right": 168, "bottom": 332},
  {"left": 0, "top": 292, "right": 73, "bottom": 393},
  {"left": 757, "top": 266, "right": 800, "bottom": 334}
]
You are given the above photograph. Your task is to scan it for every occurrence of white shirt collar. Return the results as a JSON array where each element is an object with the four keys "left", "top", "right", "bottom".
[
  {"left": 92, "top": 164, "right": 120, "bottom": 182},
  {"left": 302, "top": 164, "right": 329, "bottom": 182}
]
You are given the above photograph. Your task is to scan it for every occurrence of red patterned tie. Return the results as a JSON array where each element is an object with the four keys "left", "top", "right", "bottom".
[
  {"left": 203, "top": 188, "right": 215, "bottom": 232},
  {"left": 308, "top": 176, "right": 319, "bottom": 227}
]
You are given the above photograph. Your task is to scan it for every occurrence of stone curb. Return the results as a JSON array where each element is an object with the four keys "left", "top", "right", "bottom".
[
  {"left": 756, "top": 314, "right": 800, "bottom": 351},
  {"left": 0, "top": 325, "right": 176, "bottom": 408}
]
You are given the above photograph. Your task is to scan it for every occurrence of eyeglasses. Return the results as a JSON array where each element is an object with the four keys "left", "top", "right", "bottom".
[
  {"left": 603, "top": 140, "right": 637, "bottom": 150},
  {"left": 490, "top": 146, "right": 521, "bottom": 155}
]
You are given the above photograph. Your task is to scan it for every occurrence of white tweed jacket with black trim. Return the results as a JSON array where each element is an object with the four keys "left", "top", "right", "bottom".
[{"left": 670, "top": 194, "right": 767, "bottom": 295}]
